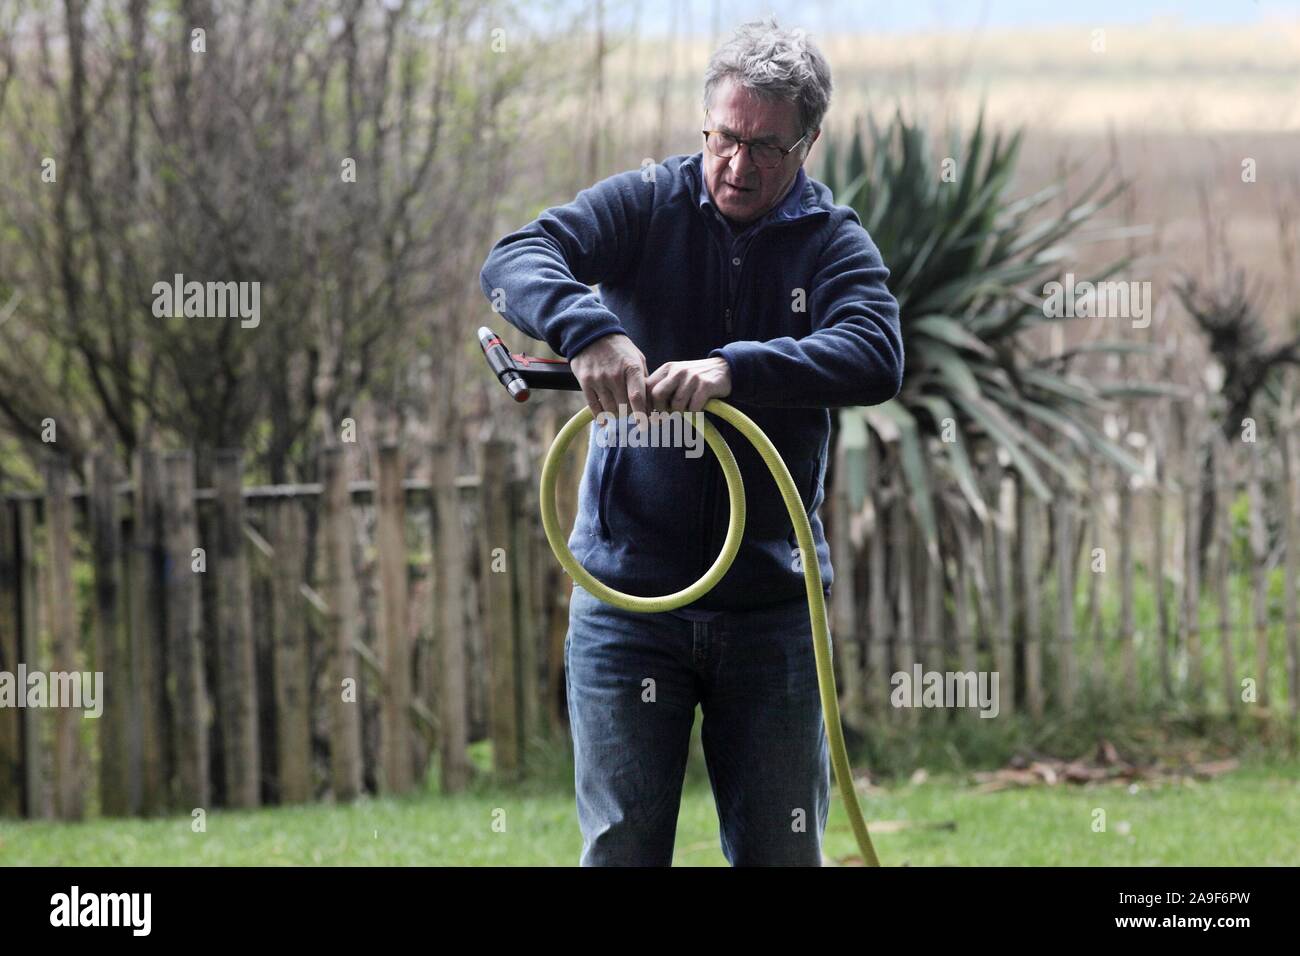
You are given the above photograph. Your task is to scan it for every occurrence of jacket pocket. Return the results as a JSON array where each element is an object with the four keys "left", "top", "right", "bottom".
[{"left": 595, "top": 443, "right": 618, "bottom": 539}]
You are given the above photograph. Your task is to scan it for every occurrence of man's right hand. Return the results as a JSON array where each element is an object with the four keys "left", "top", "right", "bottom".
[{"left": 570, "top": 333, "right": 649, "bottom": 420}]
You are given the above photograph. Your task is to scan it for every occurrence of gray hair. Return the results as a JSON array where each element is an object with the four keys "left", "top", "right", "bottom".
[{"left": 702, "top": 16, "right": 833, "bottom": 144}]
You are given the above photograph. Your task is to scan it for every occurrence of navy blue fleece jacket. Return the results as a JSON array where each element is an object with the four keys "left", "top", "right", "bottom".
[{"left": 478, "top": 150, "right": 903, "bottom": 611}]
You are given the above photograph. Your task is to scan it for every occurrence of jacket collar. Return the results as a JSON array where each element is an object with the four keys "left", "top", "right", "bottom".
[{"left": 683, "top": 150, "right": 830, "bottom": 228}]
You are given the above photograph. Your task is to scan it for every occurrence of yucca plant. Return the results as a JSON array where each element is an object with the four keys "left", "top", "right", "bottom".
[{"left": 822, "top": 107, "right": 1158, "bottom": 559}]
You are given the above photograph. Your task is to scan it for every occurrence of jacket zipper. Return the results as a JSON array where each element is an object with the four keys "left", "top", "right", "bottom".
[
  {"left": 689, "top": 159, "right": 828, "bottom": 585},
  {"left": 705, "top": 233, "right": 756, "bottom": 575},
  {"left": 702, "top": 224, "right": 774, "bottom": 579}
]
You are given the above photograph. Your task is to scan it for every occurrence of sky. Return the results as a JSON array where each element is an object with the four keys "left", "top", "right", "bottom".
[{"left": 572, "top": 0, "right": 1300, "bottom": 37}]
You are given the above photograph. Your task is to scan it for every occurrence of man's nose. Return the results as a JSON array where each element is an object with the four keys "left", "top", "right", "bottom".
[{"left": 727, "top": 146, "right": 757, "bottom": 180}]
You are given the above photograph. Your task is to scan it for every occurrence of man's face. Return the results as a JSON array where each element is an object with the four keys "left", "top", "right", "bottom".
[{"left": 702, "top": 77, "right": 815, "bottom": 225}]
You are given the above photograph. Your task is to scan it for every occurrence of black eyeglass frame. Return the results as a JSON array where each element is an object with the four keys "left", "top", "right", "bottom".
[{"left": 700, "top": 124, "right": 809, "bottom": 169}]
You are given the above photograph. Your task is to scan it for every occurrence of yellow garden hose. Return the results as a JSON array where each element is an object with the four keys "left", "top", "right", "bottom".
[{"left": 539, "top": 399, "right": 881, "bottom": 867}]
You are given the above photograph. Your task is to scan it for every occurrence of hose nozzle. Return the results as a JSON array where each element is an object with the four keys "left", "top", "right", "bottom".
[{"left": 477, "top": 326, "right": 580, "bottom": 399}]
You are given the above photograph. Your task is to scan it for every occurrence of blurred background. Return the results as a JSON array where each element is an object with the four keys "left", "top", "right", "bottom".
[{"left": 0, "top": 0, "right": 1298, "bottom": 865}]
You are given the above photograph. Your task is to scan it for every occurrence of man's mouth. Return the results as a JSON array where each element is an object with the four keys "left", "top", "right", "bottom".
[{"left": 724, "top": 181, "right": 754, "bottom": 193}]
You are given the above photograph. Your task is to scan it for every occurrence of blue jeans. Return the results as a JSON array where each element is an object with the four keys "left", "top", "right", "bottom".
[{"left": 564, "top": 583, "right": 831, "bottom": 866}]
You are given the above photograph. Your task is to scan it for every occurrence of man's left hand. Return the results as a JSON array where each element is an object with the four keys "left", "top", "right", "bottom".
[{"left": 647, "top": 356, "right": 732, "bottom": 412}]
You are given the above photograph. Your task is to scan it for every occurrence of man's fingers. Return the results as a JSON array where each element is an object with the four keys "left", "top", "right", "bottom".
[
  {"left": 593, "top": 379, "right": 619, "bottom": 421},
  {"left": 685, "top": 381, "right": 709, "bottom": 413},
  {"left": 649, "top": 376, "right": 675, "bottom": 411},
  {"left": 580, "top": 383, "right": 603, "bottom": 421},
  {"left": 667, "top": 374, "right": 692, "bottom": 412},
  {"left": 641, "top": 358, "right": 729, "bottom": 412},
  {"left": 625, "top": 363, "right": 648, "bottom": 416},
  {"left": 647, "top": 363, "right": 675, "bottom": 411},
  {"left": 610, "top": 373, "right": 632, "bottom": 418}
]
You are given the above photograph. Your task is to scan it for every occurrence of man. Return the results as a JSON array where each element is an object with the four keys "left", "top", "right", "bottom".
[{"left": 478, "top": 17, "right": 903, "bottom": 866}]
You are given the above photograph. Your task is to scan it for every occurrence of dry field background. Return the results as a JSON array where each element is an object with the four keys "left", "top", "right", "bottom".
[{"left": 514, "top": 19, "right": 1300, "bottom": 353}]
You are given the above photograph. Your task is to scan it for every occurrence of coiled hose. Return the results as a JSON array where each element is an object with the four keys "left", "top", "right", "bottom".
[{"left": 539, "top": 399, "right": 881, "bottom": 866}]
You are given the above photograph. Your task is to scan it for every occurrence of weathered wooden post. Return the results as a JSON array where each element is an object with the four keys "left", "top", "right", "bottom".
[
  {"left": 320, "top": 444, "right": 364, "bottom": 802},
  {"left": 891, "top": 494, "right": 915, "bottom": 725},
  {"left": 45, "top": 453, "right": 83, "bottom": 820},
  {"left": 377, "top": 442, "right": 414, "bottom": 793},
  {"left": 865, "top": 436, "right": 889, "bottom": 716},
  {"left": 530, "top": 406, "right": 563, "bottom": 741},
  {"left": 1214, "top": 433, "right": 1237, "bottom": 713},
  {"left": 16, "top": 500, "right": 45, "bottom": 817},
  {"left": 991, "top": 465, "right": 1016, "bottom": 716},
  {"left": 131, "top": 447, "right": 169, "bottom": 815},
  {"left": 1246, "top": 435, "right": 1269, "bottom": 709},
  {"left": 1184, "top": 412, "right": 1205, "bottom": 703},
  {"left": 921, "top": 537, "right": 942, "bottom": 674},
  {"left": 90, "top": 452, "right": 131, "bottom": 816},
  {"left": 0, "top": 501, "right": 20, "bottom": 816},
  {"left": 1018, "top": 482, "right": 1044, "bottom": 719},
  {"left": 1054, "top": 468, "right": 1076, "bottom": 714},
  {"left": 162, "top": 450, "right": 210, "bottom": 810},
  {"left": 1086, "top": 458, "right": 1105, "bottom": 691},
  {"left": 1118, "top": 456, "right": 1137, "bottom": 705},
  {"left": 1150, "top": 405, "right": 1171, "bottom": 699},
  {"left": 830, "top": 433, "right": 865, "bottom": 732},
  {"left": 479, "top": 440, "right": 520, "bottom": 779},
  {"left": 268, "top": 498, "right": 312, "bottom": 803},
  {"left": 510, "top": 472, "right": 541, "bottom": 754},
  {"left": 432, "top": 441, "right": 470, "bottom": 792},
  {"left": 213, "top": 450, "right": 260, "bottom": 808},
  {"left": 1281, "top": 378, "right": 1299, "bottom": 721},
  {"left": 953, "top": 518, "right": 978, "bottom": 678}
]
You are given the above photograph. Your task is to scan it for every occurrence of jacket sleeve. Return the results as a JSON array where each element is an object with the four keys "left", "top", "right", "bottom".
[
  {"left": 709, "top": 218, "right": 904, "bottom": 408},
  {"left": 478, "top": 168, "right": 653, "bottom": 359}
]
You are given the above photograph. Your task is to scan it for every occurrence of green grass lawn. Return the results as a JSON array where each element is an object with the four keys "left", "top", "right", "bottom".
[{"left": 3, "top": 759, "right": 1297, "bottom": 866}]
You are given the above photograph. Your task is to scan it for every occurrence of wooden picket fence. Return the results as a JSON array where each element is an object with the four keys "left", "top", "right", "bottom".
[
  {"left": 0, "top": 437, "right": 568, "bottom": 820},
  {"left": 828, "top": 390, "right": 1300, "bottom": 731},
  {"left": 1, "top": 392, "right": 1297, "bottom": 821}
]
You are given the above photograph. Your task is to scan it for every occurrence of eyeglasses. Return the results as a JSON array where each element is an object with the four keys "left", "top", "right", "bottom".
[{"left": 702, "top": 127, "right": 808, "bottom": 169}]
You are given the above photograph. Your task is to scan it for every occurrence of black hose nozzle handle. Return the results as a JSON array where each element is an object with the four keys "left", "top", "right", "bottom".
[{"left": 477, "top": 327, "right": 580, "bottom": 401}]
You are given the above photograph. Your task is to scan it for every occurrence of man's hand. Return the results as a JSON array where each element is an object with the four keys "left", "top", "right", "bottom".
[
  {"left": 570, "top": 333, "right": 649, "bottom": 420},
  {"left": 647, "top": 357, "right": 732, "bottom": 412}
]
